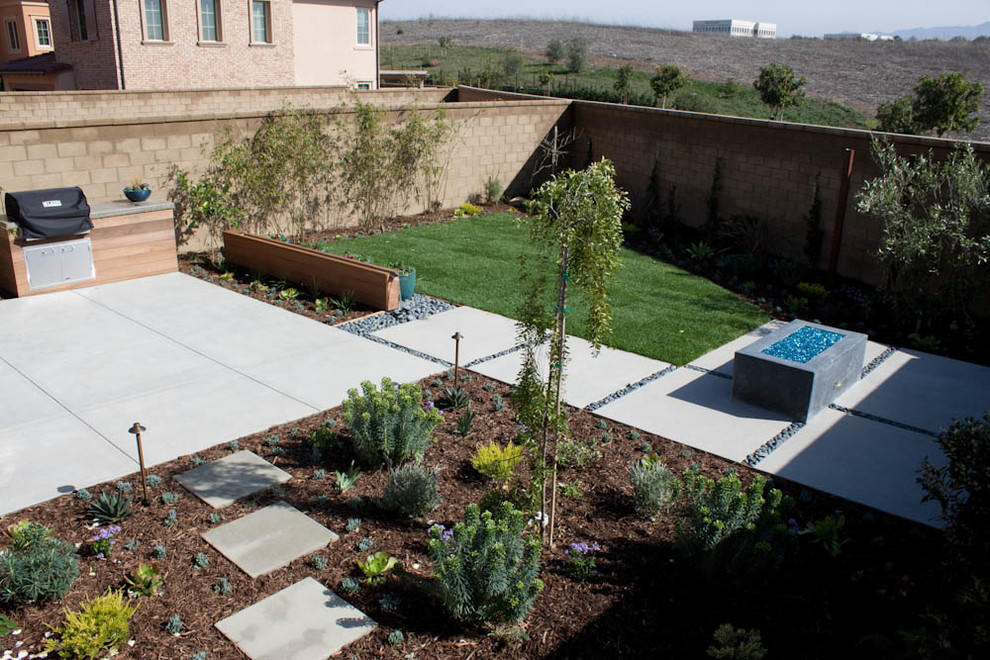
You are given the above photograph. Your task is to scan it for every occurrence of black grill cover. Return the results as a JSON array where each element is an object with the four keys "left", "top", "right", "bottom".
[{"left": 5, "top": 187, "right": 92, "bottom": 240}]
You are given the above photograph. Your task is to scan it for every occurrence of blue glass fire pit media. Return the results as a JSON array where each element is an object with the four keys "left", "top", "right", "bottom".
[{"left": 761, "top": 326, "right": 845, "bottom": 364}]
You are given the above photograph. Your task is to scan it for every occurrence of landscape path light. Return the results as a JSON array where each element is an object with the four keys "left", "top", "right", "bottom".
[{"left": 129, "top": 422, "right": 149, "bottom": 504}]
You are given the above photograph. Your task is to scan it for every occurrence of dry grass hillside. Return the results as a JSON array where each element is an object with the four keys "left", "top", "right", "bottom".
[{"left": 383, "top": 18, "right": 990, "bottom": 142}]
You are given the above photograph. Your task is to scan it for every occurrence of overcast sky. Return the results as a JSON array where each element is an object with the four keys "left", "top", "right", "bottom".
[{"left": 379, "top": 1, "right": 988, "bottom": 38}]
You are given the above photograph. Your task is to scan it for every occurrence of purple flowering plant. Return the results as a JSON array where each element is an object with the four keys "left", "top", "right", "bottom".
[
  {"left": 89, "top": 524, "right": 122, "bottom": 559},
  {"left": 563, "top": 541, "right": 601, "bottom": 581}
]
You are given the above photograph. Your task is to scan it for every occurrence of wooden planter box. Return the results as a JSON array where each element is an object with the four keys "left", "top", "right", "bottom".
[{"left": 222, "top": 230, "right": 400, "bottom": 311}]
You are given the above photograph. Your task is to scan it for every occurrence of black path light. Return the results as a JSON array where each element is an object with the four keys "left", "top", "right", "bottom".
[{"left": 129, "top": 422, "right": 149, "bottom": 504}]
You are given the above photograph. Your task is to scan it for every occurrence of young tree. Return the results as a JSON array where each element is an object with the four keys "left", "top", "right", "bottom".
[
  {"left": 538, "top": 69, "right": 554, "bottom": 95},
  {"left": 515, "top": 159, "right": 630, "bottom": 546},
  {"left": 753, "top": 63, "right": 806, "bottom": 120},
  {"left": 856, "top": 137, "right": 990, "bottom": 330},
  {"left": 545, "top": 39, "right": 564, "bottom": 65},
  {"left": 614, "top": 64, "right": 634, "bottom": 104},
  {"left": 565, "top": 37, "right": 589, "bottom": 73},
  {"left": 912, "top": 72, "right": 984, "bottom": 137},
  {"left": 875, "top": 95, "right": 917, "bottom": 134},
  {"left": 437, "top": 35, "right": 452, "bottom": 57},
  {"left": 650, "top": 64, "right": 688, "bottom": 109}
]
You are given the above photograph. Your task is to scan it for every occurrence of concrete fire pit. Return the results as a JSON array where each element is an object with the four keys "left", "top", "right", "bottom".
[{"left": 732, "top": 320, "right": 867, "bottom": 422}]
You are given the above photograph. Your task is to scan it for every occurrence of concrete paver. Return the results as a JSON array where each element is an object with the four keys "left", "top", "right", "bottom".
[
  {"left": 372, "top": 306, "right": 521, "bottom": 364},
  {"left": 174, "top": 451, "right": 291, "bottom": 508},
  {"left": 835, "top": 348, "right": 990, "bottom": 433},
  {"left": 472, "top": 334, "right": 671, "bottom": 409},
  {"left": 756, "top": 408, "right": 946, "bottom": 525},
  {"left": 203, "top": 501, "right": 339, "bottom": 578},
  {"left": 595, "top": 367, "right": 793, "bottom": 462},
  {"left": 215, "top": 577, "right": 376, "bottom": 660}
]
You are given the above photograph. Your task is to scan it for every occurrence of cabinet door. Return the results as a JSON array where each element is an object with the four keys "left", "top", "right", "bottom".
[
  {"left": 23, "top": 245, "right": 62, "bottom": 289},
  {"left": 58, "top": 240, "right": 95, "bottom": 282}
]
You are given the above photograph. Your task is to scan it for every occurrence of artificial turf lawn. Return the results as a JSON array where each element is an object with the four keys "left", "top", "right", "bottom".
[{"left": 323, "top": 213, "right": 768, "bottom": 365}]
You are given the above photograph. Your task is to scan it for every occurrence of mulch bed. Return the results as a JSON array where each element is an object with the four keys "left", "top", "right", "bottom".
[{"left": 1, "top": 370, "right": 940, "bottom": 659}]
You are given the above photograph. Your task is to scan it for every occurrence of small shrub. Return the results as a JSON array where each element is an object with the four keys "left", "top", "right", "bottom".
[
  {"left": 557, "top": 437, "right": 602, "bottom": 469},
  {"left": 343, "top": 378, "right": 442, "bottom": 466},
  {"left": 563, "top": 541, "right": 600, "bottom": 581},
  {"left": 387, "top": 629, "right": 405, "bottom": 646},
  {"left": 707, "top": 623, "right": 768, "bottom": 659},
  {"left": 192, "top": 652, "right": 207, "bottom": 660},
  {"left": 334, "top": 462, "right": 362, "bottom": 493},
  {"left": 428, "top": 503, "right": 543, "bottom": 627},
  {"left": 357, "top": 537, "right": 374, "bottom": 553},
  {"left": 675, "top": 91, "right": 718, "bottom": 113},
  {"left": 212, "top": 578, "right": 232, "bottom": 595},
  {"left": 340, "top": 577, "right": 361, "bottom": 594},
  {"left": 45, "top": 589, "right": 137, "bottom": 660},
  {"left": 88, "top": 525, "right": 121, "bottom": 559},
  {"left": 0, "top": 613, "right": 16, "bottom": 635},
  {"left": 313, "top": 468, "right": 326, "bottom": 481},
  {"left": 630, "top": 455, "right": 681, "bottom": 521},
  {"left": 381, "top": 464, "right": 442, "bottom": 517},
  {"left": 802, "top": 514, "right": 850, "bottom": 557},
  {"left": 146, "top": 474, "right": 163, "bottom": 487},
  {"left": 484, "top": 177, "right": 503, "bottom": 204},
  {"left": 75, "top": 489, "right": 93, "bottom": 501},
  {"left": 345, "top": 518, "right": 361, "bottom": 533},
  {"left": 478, "top": 483, "right": 539, "bottom": 515},
  {"left": 228, "top": 439, "right": 240, "bottom": 451},
  {"left": 454, "top": 202, "right": 483, "bottom": 217},
  {"left": 115, "top": 481, "right": 132, "bottom": 493},
  {"left": 629, "top": 430, "right": 640, "bottom": 442},
  {"left": 455, "top": 403, "right": 477, "bottom": 437},
  {"left": 309, "top": 426, "right": 340, "bottom": 462},
  {"left": 165, "top": 613, "right": 183, "bottom": 635},
  {"left": 559, "top": 481, "right": 583, "bottom": 500},
  {"left": 356, "top": 552, "right": 398, "bottom": 585},
  {"left": 193, "top": 552, "right": 210, "bottom": 570},
  {"left": 796, "top": 281, "right": 828, "bottom": 299},
  {"left": 483, "top": 381, "right": 496, "bottom": 392},
  {"left": 161, "top": 492, "right": 179, "bottom": 505},
  {"left": 208, "top": 513, "right": 225, "bottom": 525},
  {"left": 596, "top": 419, "right": 608, "bottom": 430},
  {"left": 124, "top": 539, "right": 140, "bottom": 552},
  {"left": 163, "top": 509, "right": 178, "bottom": 527},
  {"left": 87, "top": 492, "right": 134, "bottom": 524},
  {"left": 471, "top": 440, "right": 524, "bottom": 483},
  {"left": 310, "top": 554, "right": 329, "bottom": 570},
  {"left": 677, "top": 470, "right": 783, "bottom": 554},
  {"left": 492, "top": 393, "right": 504, "bottom": 412},
  {"left": 379, "top": 593, "right": 401, "bottom": 614},
  {"left": 124, "top": 563, "right": 163, "bottom": 596},
  {"left": 0, "top": 523, "right": 79, "bottom": 605},
  {"left": 151, "top": 544, "right": 167, "bottom": 560}
]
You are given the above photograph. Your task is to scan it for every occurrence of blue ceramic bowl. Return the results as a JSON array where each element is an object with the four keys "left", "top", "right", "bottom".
[{"left": 124, "top": 187, "right": 152, "bottom": 202}]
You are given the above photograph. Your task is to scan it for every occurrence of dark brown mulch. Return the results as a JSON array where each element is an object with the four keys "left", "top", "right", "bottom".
[{"left": 1, "top": 370, "right": 940, "bottom": 659}]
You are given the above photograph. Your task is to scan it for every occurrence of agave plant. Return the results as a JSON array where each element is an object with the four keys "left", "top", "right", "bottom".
[{"left": 87, "top": 492, "right": 135, "bottom": 524}]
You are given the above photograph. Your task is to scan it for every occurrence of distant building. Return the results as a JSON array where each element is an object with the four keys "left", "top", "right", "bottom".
[
  {"left": 693, "top": 19, "right": 776, "bottom": 39},
  {"left": 824, "top": 32, "right": 895, "bottom": 42},
  {"left": 0, "top": 0, "right": 71, "bottom": 90}
]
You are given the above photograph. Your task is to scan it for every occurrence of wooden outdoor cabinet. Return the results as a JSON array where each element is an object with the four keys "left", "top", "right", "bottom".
[{"left": 0, "top": 200, "right": 178, "bottom": 297}]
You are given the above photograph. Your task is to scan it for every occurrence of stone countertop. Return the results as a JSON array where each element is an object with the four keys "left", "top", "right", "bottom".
[{"left": 89, "top": 199, "right": 173, "bottom": 219}]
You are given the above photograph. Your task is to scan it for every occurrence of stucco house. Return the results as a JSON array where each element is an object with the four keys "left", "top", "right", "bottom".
[
  {"left": 43, "top": 0, "right": 382, "bottom": 90},
  {"left": 0, "top": 0, "right": 74, "bottom": 89}
]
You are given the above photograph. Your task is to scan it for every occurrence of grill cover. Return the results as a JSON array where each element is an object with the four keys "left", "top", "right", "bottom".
[{"left": 5, "top": 187, "right": 92, "bottom": 240}]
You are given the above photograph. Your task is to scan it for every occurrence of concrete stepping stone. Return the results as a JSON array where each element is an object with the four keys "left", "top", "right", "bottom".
[
  {"left": 372, "top": 306, "right": 521, "bottom": 364},
  {"left": 174, "top": 450, "right": 291, "bottom": 508},
  {"left": 202, "top": 501, "right": 338, "bottom": 578},
  {"left": 216, "top": 577, "right": 376, "bottom": 660}
]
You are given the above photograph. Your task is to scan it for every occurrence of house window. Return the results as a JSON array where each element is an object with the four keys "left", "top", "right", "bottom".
[
  {"left": 68, "top": 0, "right": 89, "bottom": 41},
  {"left": 5, "top": 20, "right": 19, "bottom": 52},
  {"left": 356, "top": 7, "right": 369, "bottom": 45},
  {"left": 144, "top": 0, "right": 168, "bottom": 41},
  {"left": 251, "top": 0, "right": 271, "bottom": 43},
  {"left": 200, "top": 0, "right": 221, "bottom": 42},
  {"left": 34, "top": 19, "right": 52, "bottom": 48},
  {"left": 355, "top": 82, "right": 371, "bottom": 90}
]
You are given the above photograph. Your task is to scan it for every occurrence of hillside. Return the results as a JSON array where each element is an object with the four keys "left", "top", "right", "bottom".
[{"left": 382, "top": 18, "right": 990, "bottom": 143}]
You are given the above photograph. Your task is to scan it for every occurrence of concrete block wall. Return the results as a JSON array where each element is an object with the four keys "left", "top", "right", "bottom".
[
  {"left": 0, "top": 96, "right": 568, "bottom": 250},
  {"left": 0, "top": 86, "right": 451, "bottom": 125}
]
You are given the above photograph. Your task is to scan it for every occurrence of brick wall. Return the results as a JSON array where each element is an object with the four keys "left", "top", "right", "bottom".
[
  {"left": 458, "top": 87, "right": 990, "bottom": 286},
  {"left": 48, "top": 0, "right": 121, "bottom": 89},
  {"left": 0, "top": 95, "right": 568, "bottom": 251},
  {"left": 0, "top": 86, "right": 451, "bottom": 124}
]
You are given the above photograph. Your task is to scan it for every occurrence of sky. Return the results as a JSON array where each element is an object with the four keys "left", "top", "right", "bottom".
[{"left": 379, "top": 1, "right": 989, "bottom": 38}]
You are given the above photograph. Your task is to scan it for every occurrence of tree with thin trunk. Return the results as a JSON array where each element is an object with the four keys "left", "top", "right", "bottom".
[
  {"left": 650, "top": 64, "right": 687, "bottom": 109},
  {"left": 614, "top": 64, "right": 634, "bottom": 104},
  {"left": 754, "top": 63, "right": 806, "bottom": 120},
  {"left": 514, "top": 159, "right": 629, "bottom": 546}
]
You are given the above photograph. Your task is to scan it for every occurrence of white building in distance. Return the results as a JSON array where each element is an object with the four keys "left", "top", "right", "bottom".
[
  {"left": 824, "top": 32, "right": 895, "bottom": 41},
  {"left": 693, "top": 19, "right": 776, "bottom": 39}
]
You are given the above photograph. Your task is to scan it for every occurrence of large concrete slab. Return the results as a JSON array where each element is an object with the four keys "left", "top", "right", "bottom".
[
  {"left": 835, "top": 349, "right": 990, "bottom": 434},
  {"left": 472, "top": 335, "right": 671, "bottom": 409},
  {"left": 216, "top": 577, "right": 376, "bottom": 660},
  {"left": 174, "top": 451, "right": 291, "bottom": 508},
  {"left": 0, "top": 411, "right": 137, "bottom": 515},
  {"left": 756, "top": 408, "right": 946, "bottom": 525},
  {"left": 372, "top": 306, "right": 521, "bottom": 364},
  {"left": 595, "top": 367, "right": 793, "bottom": 462},
  {"left": 202, "top": 501, "right": 338, "bottom": 578}
]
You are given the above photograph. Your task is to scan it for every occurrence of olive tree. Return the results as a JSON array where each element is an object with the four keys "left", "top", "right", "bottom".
[
  {"left": 876, "top": 73, "right": 984, "bottom": 137},
  {"left": 515, "top": 159, "right": 629, "bottom": 545},
  {"left": 856, "top": 137, "right": 990, "bottom": 330},
  {"left": 754, "top": 63, "right": 806, "bottom": 120}
]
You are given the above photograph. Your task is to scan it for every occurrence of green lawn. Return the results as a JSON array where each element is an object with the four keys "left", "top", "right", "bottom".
[{"left": 319, "top": 214, "right": 767, "bottom": 365}]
